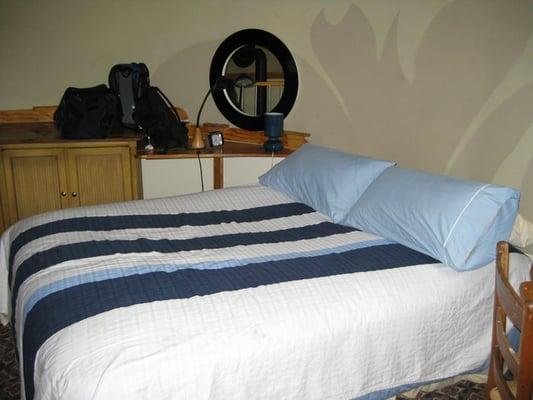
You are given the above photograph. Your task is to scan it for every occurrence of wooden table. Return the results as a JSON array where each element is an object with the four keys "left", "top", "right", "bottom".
[{"left": 137, "top": 141, "right": 294, "bottom": 191}]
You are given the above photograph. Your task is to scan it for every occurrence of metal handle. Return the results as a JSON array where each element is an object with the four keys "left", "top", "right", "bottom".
[
  {"left": 60, "top": 191, "right": 67, "bottom": 197},
  {"left": 71, "top": 192, "right": 78, "bottom": 197}
]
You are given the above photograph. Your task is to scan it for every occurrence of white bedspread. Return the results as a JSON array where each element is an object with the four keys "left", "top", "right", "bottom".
[{"left": 0, "top": 185, "right": 530, "bottom": 400}]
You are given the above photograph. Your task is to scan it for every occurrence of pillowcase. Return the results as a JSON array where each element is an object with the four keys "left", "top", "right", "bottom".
[
  {"left": 510, "top": 214, "right": 533, "bottom": 261},
  {"left": 510, "top": 213, "right": 533, "bottom": 249},
  {"left": 341, "top": 167, "right": 520, "bottom": 271},
  {"left": 258, "top": 144, "right": 395, "bottom": 222}
]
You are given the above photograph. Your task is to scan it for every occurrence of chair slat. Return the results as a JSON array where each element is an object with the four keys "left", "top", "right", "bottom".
[
  {"left": 495, "top": 308, "right": 520, "bottom": 378},
  {"left": 486, "top": 241, "right": 533, "bottom": 400},
  {"left": 495, "top": 261, "right": 523, "bottom": 330},
  {"left": 492, "top": 352, "right": 516, "bottom": 400},
  {"left": 515, "top": 284, "right": 533, "bottom": 400}
]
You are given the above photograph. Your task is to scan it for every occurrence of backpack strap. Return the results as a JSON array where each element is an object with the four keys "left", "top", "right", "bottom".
[{"left": 154, "top": 87, "right": 182, "bottom": 121}]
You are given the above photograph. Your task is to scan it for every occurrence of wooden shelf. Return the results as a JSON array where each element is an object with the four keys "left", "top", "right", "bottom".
[
  {"left": 137, "top": 141, "right": 293, "bottom": 159},
  {"left": 190, "top": 125, "right": 309, "bottom": 151}
]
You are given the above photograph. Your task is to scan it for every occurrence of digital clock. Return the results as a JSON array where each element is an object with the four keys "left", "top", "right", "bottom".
[{"left": 208, "top": 131, "right": 224, "bottom": 147}]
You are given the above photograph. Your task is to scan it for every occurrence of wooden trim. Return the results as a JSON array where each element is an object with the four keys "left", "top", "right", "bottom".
[
  {"left": 0, "top": 138, "right": 138, "bottom": 149},
  {"left": 255, "top": 80, "right": 285, "bottom": 87},
  {"left": 129, "top": 141, "right": 142, "bottom": 200},
  {"left": 189, "top": 125, "right": 309, "bottom": 151},
  {"left": 0, "top": 106, "right": 189, "bottom": 124},
  {"left": 213, "top": 157, "right": 223, "bottom": 189},
  {"left": 0, "top": 202, "right": 4, "bottom": 235},
  {"left": 137, "top": 141, "right": 294, "bottom": 160},
  {"left": 0, "top": 106, "right": 56, "bottom": 124},
  {"left": 0, "top": 153, "right": 6, "bottom": 236}
]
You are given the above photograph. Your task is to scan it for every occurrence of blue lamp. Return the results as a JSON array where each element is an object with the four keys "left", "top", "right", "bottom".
[{"left": 263, "top": 112, "right": 284, "bottom": 152}]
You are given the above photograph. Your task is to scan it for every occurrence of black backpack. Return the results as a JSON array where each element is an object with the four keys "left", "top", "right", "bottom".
[
  {"left": 54, "top": 84, "right": 121, "bottom": 139},
  {"left": 108, "top": 63, "right": 150, "bottom": 128},
  {"left": 133, "top": 87, "right": 188, "bottom": 148}
]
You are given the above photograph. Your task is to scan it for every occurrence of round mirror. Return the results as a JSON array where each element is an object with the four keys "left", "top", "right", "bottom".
[
  {"left": 224, "top": 45, "right": 284, "bottom": 116},
  {"left": 210, "top": 29, "right": 298, "bottom": 131}
]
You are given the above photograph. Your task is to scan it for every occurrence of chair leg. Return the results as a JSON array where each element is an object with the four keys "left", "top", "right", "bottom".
[{"left": 486, "top": 364, "right": 496, "bottom": 400}]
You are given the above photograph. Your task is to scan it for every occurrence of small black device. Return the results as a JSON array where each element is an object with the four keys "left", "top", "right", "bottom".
[{"left": 208, "top": 131, "right": 224, "bottom": 147}]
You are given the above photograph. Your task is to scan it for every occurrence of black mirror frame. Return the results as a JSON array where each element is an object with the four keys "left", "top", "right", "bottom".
[{"left": 209, "top": 29, "right": 299, "bottom": 131}]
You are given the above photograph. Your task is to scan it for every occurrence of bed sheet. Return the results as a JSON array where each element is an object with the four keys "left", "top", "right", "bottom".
[{"left": 0, "top": 185, "right": 530, "bottom": 400}]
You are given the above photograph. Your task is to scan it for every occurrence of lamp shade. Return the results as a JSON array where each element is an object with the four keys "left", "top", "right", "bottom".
[
  {"left": 264, "top": 112, "right": 283, "bottom": 138},
  {"left": 263, "top": 112, "right": 284, "bottom": 152}
]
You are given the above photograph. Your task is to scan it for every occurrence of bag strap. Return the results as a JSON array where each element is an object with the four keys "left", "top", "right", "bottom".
[{"left": 154, "top": 87, "right": 181, "bottom": 121}]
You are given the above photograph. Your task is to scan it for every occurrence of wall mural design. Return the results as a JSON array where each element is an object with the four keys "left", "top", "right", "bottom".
[
  {"left": 1, "top": 0, "right": 532, "bottom": 249},
  {"left": 299, "top": 0, "right": 533, "bottom": 225}
]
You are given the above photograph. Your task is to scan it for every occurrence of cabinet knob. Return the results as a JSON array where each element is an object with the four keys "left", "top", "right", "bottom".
[
  {"left": 71, "top": 192, "right": 78, "bottom": 197},
  {"left": 60, "top": 191, "right": 67, "bottom": 197}
]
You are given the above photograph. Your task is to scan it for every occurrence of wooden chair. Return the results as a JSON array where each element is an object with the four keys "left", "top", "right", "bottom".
[{"left": 486, "top": 241, "right": 533, "bottom": 400}]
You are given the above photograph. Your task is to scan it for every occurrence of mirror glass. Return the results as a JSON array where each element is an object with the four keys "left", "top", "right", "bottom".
[
  {"left": 224, "top": 45, "right": 284, "bottom": 116},
  {"left": 210, "top": 29, "right": 298, "bottom": 131}
]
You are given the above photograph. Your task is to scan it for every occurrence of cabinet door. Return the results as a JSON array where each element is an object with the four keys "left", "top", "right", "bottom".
[
  {"left": 66, "top": 147, "right": 133, "bottom": 207},
  {"left": 1, "top": 148, "right": 69, "bottom": 225},
  {"left": 223, "top": 157, "right": 284, "bottom": 188}
]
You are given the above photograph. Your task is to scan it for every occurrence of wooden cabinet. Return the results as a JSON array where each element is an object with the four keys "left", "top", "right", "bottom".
[
  {"left": 0, "top": 133, "right": 139, "bottom": 232},
  {"left": 2, "top": 148, "right": 69, "bottom": 221},
  {"left": 65, "top": 147, "right": 134, "bottom": 207}
]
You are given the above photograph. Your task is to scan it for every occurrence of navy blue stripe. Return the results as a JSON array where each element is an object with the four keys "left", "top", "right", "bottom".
[
  {"left": 12, "top": 222, "right": 353, "bottom": 320},
  {"left": 22, "top": 243, "right": 437, "bottom": 400},
  {"left": 8, "top": 202, "right": 315, "bottom": 283}
]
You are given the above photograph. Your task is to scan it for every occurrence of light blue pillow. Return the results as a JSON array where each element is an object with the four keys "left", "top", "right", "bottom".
[
  {"left": 341, "top": 167, "right": 520, "bottom": 271},
  {"left": 258, "top": 144, "right": 395, "bottom": 222}
]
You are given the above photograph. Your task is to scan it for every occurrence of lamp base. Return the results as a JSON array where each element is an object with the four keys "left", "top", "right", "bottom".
[
  {"left": 263, "top": 138, "right": 283, "bottom": 152},
  {"left": 190, "top": 127, "right": 205, "bottom": 149}
]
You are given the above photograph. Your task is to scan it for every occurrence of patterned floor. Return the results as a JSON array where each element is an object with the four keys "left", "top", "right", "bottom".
[
  {"left": 0, "top": 323, "right": 485, "bottom": 400},
  {"left": 396, "top": 380, "right": 486, "bottom": 400},
  {"left": 0, "top": 324, "right": 20, "bottom": 400}
]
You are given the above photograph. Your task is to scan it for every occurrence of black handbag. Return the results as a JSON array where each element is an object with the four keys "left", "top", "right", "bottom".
[
  {"left": 54, "top": 85, "right": 121, "bottom": 139},
  {"left": 133, "top": 87, "right": 188, "bottom": 148}
]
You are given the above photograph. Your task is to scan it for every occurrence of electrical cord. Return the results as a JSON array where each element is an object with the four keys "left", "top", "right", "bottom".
[
  {"left": 197, "top": 151, "right": 204, "bottom": 192},
  {"left": 271, "top": 151, "right": 275, "bottom": 168}
]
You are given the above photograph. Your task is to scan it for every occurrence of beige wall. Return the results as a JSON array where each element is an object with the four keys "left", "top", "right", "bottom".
[{"left": 1, "top": 0, "right": 532, "bottom": 226}]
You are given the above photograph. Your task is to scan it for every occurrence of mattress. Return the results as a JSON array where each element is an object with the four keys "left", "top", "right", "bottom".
[{"left": 0, "top": 185, "right": 530, "bottom": 400}]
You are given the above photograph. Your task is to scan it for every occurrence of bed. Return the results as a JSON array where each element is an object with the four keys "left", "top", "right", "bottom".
[{"left": 1, "top": 182, "right": 531, "bottom": 400}]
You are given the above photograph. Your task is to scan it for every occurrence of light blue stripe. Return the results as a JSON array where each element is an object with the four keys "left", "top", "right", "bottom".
[{"left": 22, "top": 238, "right": 393, "bottom": 324}]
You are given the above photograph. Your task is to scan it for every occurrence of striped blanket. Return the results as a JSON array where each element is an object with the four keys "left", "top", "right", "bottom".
[{"left": 1, "top": 185, "right": 527, "bottom": 400}]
